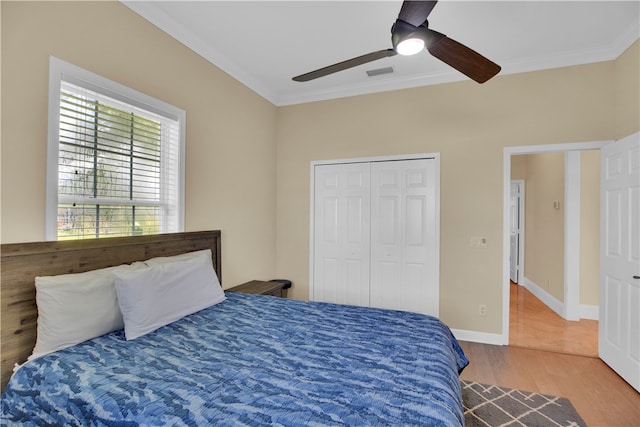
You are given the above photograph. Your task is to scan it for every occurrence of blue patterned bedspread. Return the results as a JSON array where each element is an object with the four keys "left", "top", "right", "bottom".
[{"left": 2, "top": 292, "right": 468, "bottom": 426}]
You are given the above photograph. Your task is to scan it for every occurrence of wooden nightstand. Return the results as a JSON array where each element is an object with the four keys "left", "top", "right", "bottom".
[{"left": 227, "top": 280, "right": 287, "bottom": 297}]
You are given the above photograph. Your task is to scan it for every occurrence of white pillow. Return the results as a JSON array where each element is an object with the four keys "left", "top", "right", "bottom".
[
  {"left": 31, "top": 262, "right": 143, "bottom": 360},
  {"left": 142, "top": 249, "right": 212, "bottom": 266},
  {"left": 113, "top": 252, "right": 225, "bottom": 340}
]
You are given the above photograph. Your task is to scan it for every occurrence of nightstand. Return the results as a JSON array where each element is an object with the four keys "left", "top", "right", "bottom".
[{"left": 227, "top": 280, "right": 287, "bottom": 297}]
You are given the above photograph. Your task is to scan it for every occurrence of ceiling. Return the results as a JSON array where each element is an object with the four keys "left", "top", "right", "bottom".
[{"left": 122, "top": 1, "right": 640, "bottom": 106}]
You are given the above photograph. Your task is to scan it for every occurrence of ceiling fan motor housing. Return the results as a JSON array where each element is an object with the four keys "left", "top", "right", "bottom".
[{"left": 391, "top": 19, "right": 421, "bottom": 49}]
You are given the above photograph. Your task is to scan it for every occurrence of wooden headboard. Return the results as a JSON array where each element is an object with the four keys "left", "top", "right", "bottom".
[{"left": 0, "top": 230, "right": 221, "bottom": 391}]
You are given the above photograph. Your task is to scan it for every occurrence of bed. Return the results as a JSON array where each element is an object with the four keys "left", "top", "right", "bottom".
[{"left": 0, "top": 230, "right": 469, "bottom": 426}]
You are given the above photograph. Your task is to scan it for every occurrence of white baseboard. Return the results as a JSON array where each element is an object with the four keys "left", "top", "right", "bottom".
[
  {"left": 451, "top": 329, "right": 505, "bottom": 345},
  {"left": 451, "top": 282, "right": 600, "bottom": 347},
  {"left": 522, "top": 276, "right": 565, "bottom": 318},
  {"left": 580, "top": 304, "right": 599, "bottom": 320},
  {"left": 521, "top": 277, "right": 600, "bottom": 321}
]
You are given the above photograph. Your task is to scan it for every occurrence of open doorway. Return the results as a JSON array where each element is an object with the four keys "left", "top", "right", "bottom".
[
  {"left": 502, "top": 141, "right": 607, "bottom": 357},
  {"left": 509, "top": 278, "right": 598, "bottom": 356},
  {"left": 509, "top": 179, "right": 524, "bottom": 285}
]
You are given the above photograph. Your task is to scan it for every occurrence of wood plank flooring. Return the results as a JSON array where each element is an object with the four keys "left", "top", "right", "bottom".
[
  {"left": 459, "top": 341, "right": 640, "bottom": 427},
  {"left": 509, "top": 282, "right": 598, "bottom": 357},
  {"left": 459, "top": 283, "right": 639, "bottom": 426}
]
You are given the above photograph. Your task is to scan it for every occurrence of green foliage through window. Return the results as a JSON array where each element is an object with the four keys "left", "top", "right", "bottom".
[{"left": 57, "top": 85, "right": 170, "bottom": 240}]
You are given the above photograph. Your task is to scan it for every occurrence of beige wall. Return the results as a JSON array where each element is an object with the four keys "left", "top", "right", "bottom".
[
  {"left": 275, "top": 41, "right": 637, "bottom": 335},
  {"left": 511, "top": 152, "right": 600, "bottom": 308},
  {"left": 510, "top": 155, "right": 526, "bottom": 180},
  {"left": 2, "top": 2, "right": 638, "bottom": 336},
  {"left": 522, "top": 153, "right": 565, "bottom": 301},
  {"left": 1, "top": 1, "right": 278, "bottom": 288},
  {"left": 276, "top": 63, "right": 618, "bottom": 333},
  {"left": 580, "top": 150, "right": 600, "bottom": 306}
]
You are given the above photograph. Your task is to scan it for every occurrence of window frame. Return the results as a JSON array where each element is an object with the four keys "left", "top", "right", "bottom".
[{"left": 46, "top": 57, "right": 186, "bottom": 241}]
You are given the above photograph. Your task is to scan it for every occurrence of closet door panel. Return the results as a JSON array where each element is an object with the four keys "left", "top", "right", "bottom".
[
  {"left": 312, "top": 157, "right": 438, "bottom": 317},
  {"left": 371, "top": 260, "right": 400, "bottom": 309},
  {"left": 370, "top": 159, "right": 438, "bottom": 316},
  {"left": 401, "top": 263, "right": 427, "bottom": 314},
  {"left": 370, "top": 162, "right": 403, "bottom": 311},
  {"left": 313, "top": 163, "right": 371, "bottom": 307},
  {"left": 318, "top": 258, "right": 339, "bottom": 303}
]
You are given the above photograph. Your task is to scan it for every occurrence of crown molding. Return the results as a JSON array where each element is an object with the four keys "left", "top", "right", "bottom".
[{"left": 122, "top": 1, "right": 639, "bottom": 107}]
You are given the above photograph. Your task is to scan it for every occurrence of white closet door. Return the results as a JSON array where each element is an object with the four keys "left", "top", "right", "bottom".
[
  {"left": 370, "top": 159, "right": 438, "bottom": 316},
  {"left": 313, "top": 163, "right": 371, "bottom": 306}
]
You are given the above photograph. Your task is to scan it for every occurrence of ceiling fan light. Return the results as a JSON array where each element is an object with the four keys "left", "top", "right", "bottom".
[{"left": 396, "top": 38, "right": 425, "bottom": 56}]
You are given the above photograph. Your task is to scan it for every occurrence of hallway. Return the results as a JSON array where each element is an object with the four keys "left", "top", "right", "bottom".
[{"left": 509, "top": 282, "right": 599, "bottom": 357}]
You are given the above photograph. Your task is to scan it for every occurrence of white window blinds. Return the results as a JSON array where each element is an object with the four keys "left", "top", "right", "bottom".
[{"left": 46, "top": 58, "right": 185, "bottom": 240}]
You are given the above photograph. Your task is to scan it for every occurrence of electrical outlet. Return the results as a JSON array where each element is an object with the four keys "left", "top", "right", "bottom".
[{"left": 479, "top": 304, "right": 487, "bottom": 316}]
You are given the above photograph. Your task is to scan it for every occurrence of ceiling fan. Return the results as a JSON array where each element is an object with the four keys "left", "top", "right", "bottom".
[{"left": 292, "top": 0, "right": 500, "bottom": 84}]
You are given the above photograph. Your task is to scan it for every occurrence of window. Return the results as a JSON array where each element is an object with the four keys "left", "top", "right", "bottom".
[{"left": 46, "top": 57, "right": 185, "bottom": 240}]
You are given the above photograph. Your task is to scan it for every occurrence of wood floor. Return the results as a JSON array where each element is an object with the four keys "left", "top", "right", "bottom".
[
  {"left": 459, "top": 341, "right": 640, "bottom": 427},
  {"left": 458, "top": 283, "right": 639, "bottom": 426},
  {"left": 509, "top": 282, "right": 598, "bottom": 357}
]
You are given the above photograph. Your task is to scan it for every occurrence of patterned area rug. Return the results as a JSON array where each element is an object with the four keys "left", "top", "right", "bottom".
[{"left": 462, "top": 380, "right": 587, "bottom": 427}]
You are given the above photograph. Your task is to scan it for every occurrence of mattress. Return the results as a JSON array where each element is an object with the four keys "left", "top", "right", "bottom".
[{"left": 1, "top": 292, "right": 468, "bottom": 426}]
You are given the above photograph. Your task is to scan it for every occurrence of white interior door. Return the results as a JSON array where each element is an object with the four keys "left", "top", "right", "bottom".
[
  {"left": 313, "top": 163, "right": 371, "bottom": 306},
  {"left": 600, "top": 131, "right": 640, "bottom": 392},
  {"left": 370, "top": 159, "right": 438, "bottom": 317}
]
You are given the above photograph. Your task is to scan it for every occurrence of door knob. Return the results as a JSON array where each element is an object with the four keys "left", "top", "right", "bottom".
[{"left": 634, "top": 276, "right": 640, "bottom": 280}]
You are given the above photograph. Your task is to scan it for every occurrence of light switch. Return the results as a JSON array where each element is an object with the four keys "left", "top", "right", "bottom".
[{"left": 471, "top": 237, "right": 488, "bottom": 248}]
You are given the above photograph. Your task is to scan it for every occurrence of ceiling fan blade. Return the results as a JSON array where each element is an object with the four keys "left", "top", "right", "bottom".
[
  {"left": 292, "top": 49, "right": 397, "bottom": 82},
  {"left": 397, "top": 1, "right": 438, "bottom": 27},
  {"left": 427, "top": 34, "right": 501, "bottom": 83}
]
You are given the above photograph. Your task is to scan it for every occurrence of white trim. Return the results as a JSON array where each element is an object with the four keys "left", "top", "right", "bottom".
[
  {"left": 510, "top": 179, "right": 525, "bottom": 284},
  {"left": 450, "top": 329, "right": 505, "bottom": 346},
  {"left": 279, "top": 37, "right": 640, "bottom": 106},
  {"left": 53, "top": 58, "right": 184, "bottom": 121},
  {"left": 522, "top": 276, "right": 601, "bottom": 322},
  {"left": 46, "top": 56, "right": 186, "bottom": 240},
  {"left": 308, "top": 165, "right": 316, "bottom": 301},
  {"left": 45, "top": 58, "right": 64, "bottom": 241},
  {"left": 121, "top": 1, "right": 639, "bottom": 107},
  {"left": 522, "top": 276, "right": 565, "bottom": 319},
  {"left": 279, "top": 72, "right": 467, "bottom": 107},
  {"left": 505, "top": 141, "right": 608, "bottom": 155},
  {"left": 502, "top": 140, "right": 610, "bottom": 343},
  {"left": 309, "top": 152, "right": 440, "bottom": 308},
  {"left": 310, "top": 152, "right": 438, "bottom": 168},
  {"left": 580, "top": 304, "right": 600, "bottom": 321},
  {"left": 177, "top": 111, "right": 186, "bottom": 234},
  {"left": 433, "top": 156, "right": 441, "bottom": 319},
  {"left": 121, "top": 0, "right": 279, "bottom": 106},
  {"left": 517, "top": 180, "right": 526, "bottom": 284}
]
